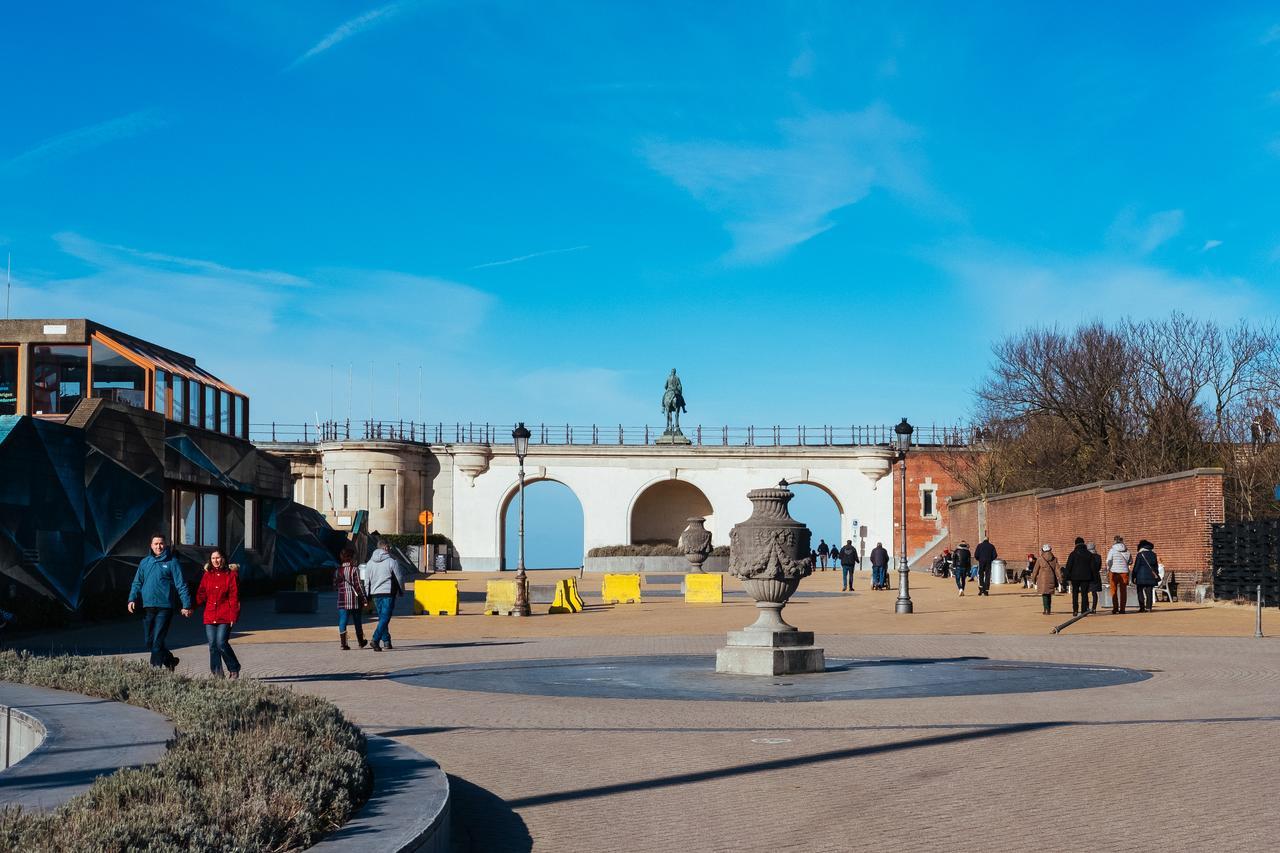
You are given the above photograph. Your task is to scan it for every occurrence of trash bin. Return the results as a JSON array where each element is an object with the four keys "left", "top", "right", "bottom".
[{"left": 990, "top": 559, "right": 1007, "bottom": 584}]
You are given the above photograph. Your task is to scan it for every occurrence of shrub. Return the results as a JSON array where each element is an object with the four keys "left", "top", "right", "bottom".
[
  {"left": 587, "top": 544, "right": 730, "bottom": 558},
  {"left": 377, "top": 532, "right": 452, "bottom": 549},
  {"left": 0, "top": 652, "right": 371, "bottom": 852}
]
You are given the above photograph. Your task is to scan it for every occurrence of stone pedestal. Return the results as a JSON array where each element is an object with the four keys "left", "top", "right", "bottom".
[
  {"left": 715, "top": 628, "right": 826, "bottom": 675},
  {"left": 655, "top": 430, "right": 691, "bottom": 445}
]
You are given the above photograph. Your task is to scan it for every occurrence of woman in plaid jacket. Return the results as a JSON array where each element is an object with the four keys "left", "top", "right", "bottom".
[{"left": 334, "top": 547, "right": 368, "bottom": 650}]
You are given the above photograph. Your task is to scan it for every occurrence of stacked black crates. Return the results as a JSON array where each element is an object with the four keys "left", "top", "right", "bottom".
[{"left": 1211, "top": 520, "right": 1280, "bottom": 606}]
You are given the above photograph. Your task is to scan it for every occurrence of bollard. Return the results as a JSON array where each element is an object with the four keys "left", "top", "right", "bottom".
[{"left": 1256, "top": 584, "right": 1265, "bottom": 639}]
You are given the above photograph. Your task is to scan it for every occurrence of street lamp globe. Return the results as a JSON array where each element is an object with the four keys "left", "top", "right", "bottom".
[
  {"left": 512, "top": 422, "right": 531, "bottom": 461},
  {"left": 894, "top": 417, "right": 914, "bottom": 455}
]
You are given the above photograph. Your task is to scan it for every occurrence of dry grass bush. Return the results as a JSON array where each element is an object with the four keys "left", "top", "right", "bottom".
[
  {"left": 587, "top": 544, "right": 730, "bottom": 558},
  {"left": 0, "top": 651, "right": 371, "bottom": 852}
]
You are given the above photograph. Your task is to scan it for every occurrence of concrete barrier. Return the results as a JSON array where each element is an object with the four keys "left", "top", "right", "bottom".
[
  {"left": 413, "top": 581, "right": 458, "bottom": 616},
  {"left": 585, "top": 555, "right": 729, "bottom": 573},
  {"left": 602, "top": 574, "right": 642, "bottom": 604},
  {"left": 483, "top": 580, "right": 518, "bottom": 615},
  {"left": 549, "top": 578, "right": 584, "bottom": 613},
  {"left": 683, "top": 573, "right": 723, "bottom": 603}
]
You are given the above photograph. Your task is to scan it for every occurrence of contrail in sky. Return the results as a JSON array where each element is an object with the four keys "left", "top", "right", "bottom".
[{"left": 470, "top": 245, "right": 590, "bottom": 270}]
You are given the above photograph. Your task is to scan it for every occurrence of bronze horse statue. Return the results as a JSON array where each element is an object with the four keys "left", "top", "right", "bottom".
[{"left": 662, "top": 368, "right": 686, "bottom": 434}]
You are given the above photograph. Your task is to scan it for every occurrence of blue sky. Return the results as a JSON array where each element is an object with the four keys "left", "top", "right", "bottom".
[{"left": 3, "top": 2, "right": 1280, "bottom": 432}]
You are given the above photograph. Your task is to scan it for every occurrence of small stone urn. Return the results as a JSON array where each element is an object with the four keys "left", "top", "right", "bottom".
[
  {"left": 716, "top": 482, "right": 826, "bottom": 675},
  {"left": 678, "top": 517, "right": 713, "bottom": 572}
]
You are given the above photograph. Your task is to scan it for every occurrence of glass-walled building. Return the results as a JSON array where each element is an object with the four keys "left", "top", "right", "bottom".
[{"left": 0, "top": 318, "right": 248, "bottom": 438}]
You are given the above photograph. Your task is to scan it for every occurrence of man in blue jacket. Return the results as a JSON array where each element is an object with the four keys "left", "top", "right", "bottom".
[{"left": 127, "top": 533, "right": 192, "bottom": 670}]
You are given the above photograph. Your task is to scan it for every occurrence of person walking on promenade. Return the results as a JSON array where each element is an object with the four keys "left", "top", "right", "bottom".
[
  {"left": 1107, "top": 536, "right": 1131, "bottom": 614},
  {"left": 1031, "top": 544, "right": 1061, "bottom": 615},
  {"left": 837, "top": 539, "right": 859, "bottom": 592},
  {"left": 195, "top": 549, "right": 241, "bottom": 679},
  {"left": 1132, "top": 540, "right": 1160, "bottom": 612},
  {"left": 817, "top": 539, "right": 830, "bottom": 570},
  {"left": 335, "top": 547, "right": 368, "bottom": 650},
  {"left": 1022, "top": 553, "right": 1036, "bottom": 588},
  {"left": 952, "top": 540, "right": 973, "bottom": 596},
  {"left": 127, "top": 533, "right": 192, "bottom": 671},
  {"left": 974, "top": 537, "right": 997, "bottom": 596},
  {"left": 1063, "top": 537, "right": 1093, "bottom": 617},
  {"left": 366, "top": 540, "right": 400, "bottom": 651},
  {"left": 1087, "top": 542, "right": 1102, "bottom": 613},
  {"left": 869, "top": 542, "right": 890, "bottom": 590}
]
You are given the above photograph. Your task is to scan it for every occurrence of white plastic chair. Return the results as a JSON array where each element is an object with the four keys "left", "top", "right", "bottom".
[{"left": 1154, "top": 565, "right": 1174, "bottom": 603}]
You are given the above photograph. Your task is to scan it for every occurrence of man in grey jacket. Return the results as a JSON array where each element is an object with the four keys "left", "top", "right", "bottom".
[{"left": 365, "top": 540, "right": 401, "bottom": 651}]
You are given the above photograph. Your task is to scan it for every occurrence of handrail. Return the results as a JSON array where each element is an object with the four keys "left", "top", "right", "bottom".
[{"left": 250, "top": 420, "right": 979, "bottom": 448}]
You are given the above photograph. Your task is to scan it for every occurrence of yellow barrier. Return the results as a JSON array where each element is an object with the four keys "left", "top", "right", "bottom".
[
  {"left": 414, "top": 580, "right": 458, "bottom": 615},
  {"left": 484, "top": 580, "right": 519, "bottom": 615},
  {"left": 602, "top": 573, "right": 642, "bottom": 604},
  {"left": 549, "top": 578, "right": 582, "bottom": 614},
  {"left": 683, "top": 573, "right": 723, "bottom": 603},
  {"left": 295, "top": 574, "right": 309, "bottom": 592}
]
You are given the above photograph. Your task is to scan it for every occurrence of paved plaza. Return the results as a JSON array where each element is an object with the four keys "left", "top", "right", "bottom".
[{"left": 18, "top": 570, "right": 1280, "bottom": 853}]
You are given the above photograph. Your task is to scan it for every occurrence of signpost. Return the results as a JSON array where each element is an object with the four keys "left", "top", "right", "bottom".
[{"left": 418, "top": 509, "right": 433, "bottom": 572}]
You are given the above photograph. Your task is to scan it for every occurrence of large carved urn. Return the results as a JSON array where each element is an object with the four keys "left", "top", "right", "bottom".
[
  {"left": 728, "top": 485, "right": 813, "bottom": 631},
  {"left": 717, "top": 482, "right": 825, "bottom": 675},
  {"left": 678, "top": 517, "right": 713, "bottom": 573}
]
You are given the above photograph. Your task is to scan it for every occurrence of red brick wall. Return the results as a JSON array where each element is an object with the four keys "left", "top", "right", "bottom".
[
  {"left": 894, "top": 451, "right": 970, "bottom": 560},
  {"left": 957, "top": 470, "right": 1225, "bottom": 598}
]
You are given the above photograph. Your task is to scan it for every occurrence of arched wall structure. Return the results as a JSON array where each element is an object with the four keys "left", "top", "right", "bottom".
[
  {"left": 498, "top": 478, "right": 584, "bottom": 569},
  {"left": 429, "top": 444, "right": 900, "bottom": 570},
  {"left": 629, "top": 479, "right": 714, "bottom": 544}
]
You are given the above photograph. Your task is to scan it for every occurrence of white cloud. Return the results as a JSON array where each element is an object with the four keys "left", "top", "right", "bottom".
[
  {"left": 1, "top": 110, "right": 166, "bottom": 176},
  {"left": 1202, "top": 239, "right": 1223, "bottom": 251},
  {"left": 788, "top": 45, "right": 815, "bottom": 79},
  {"left": 936, "top": 242, "right": 1260, "bottom": 329},
  {"left": 1106, "top": 207, "right": 1184, "bottom": 255},
  {"left": 642, "top": 104, "right": 940, "bottom": 264},
  {"left": 286, "top": 1, "right": 414, "bottom": 70},
  {"left": 470, "top": 245, "right": 589, "bottom": 270}
]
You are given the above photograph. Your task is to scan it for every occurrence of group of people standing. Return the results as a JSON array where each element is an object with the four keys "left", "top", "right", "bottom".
[
  {"left": 933, "top": 537, "right": 999, "bottom": 596},
  {"left": 126, "top": 535, "right": 407, "bottom": 679},
  {"left": 1025, "top": 536, "right": 1162, "bottom": 616}
]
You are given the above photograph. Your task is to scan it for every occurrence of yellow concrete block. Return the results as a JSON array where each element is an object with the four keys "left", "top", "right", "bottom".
[
  {"left": 683, "top": 573, "right": 723, "bottom": 603},
  {"left": 295, "top": 574, "right": 309, "bottom": 592},
  {"left": 567, "top": 577, "right": 585, "bottom": 610},
  {"left": 549, "top": 578, "right": 582, "bottom": 614},
  {"left": 602, "top": 573, "right": 642, "bottom": 604},
  {"left": 414, "top": 580, "right": 458, "bottom": 616},
  {"left": 484, "top": 580, "right": 519, "bottom": 615}
]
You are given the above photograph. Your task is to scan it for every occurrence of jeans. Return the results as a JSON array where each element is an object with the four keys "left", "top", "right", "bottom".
[
  {"left": 338, "top": 607, "right": 366, "bottom": 642},
  {"left": 1071, "top": 581, "right": 1090, "bottom": 615},
  {"left": 371, "top": 594, "right": 394, "bottom": 644},
  {"left": 842, "top": 565, "right": 855, "bottom": 589},
  {"left": 142, "top": 607, "right": 177, "bottom": 668},
  {"left": 872, "top": 565, "right": 888, "bottom": 588},
  {"left": 1110, "top": 573, "right": 1129, "bottom": 612},
  {"left": 977, "top": 564, "right": 992, "bottom": 593},
  {"left": 954, "top": 570, "right": 967, "bottom": 592},
  {"left": 1136, "top": 584, "right": 1155, "bottom": 610},
  {"left": 205, "top": 622, "right": 240, "bottom": 675}
]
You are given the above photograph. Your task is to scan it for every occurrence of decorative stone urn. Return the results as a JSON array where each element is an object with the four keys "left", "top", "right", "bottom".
[
  {"left": 716, "top": 483, "right": 826, "bottom": 676},
  {"left": 678, "top": 517, "right": 713, "bottom": 573}
]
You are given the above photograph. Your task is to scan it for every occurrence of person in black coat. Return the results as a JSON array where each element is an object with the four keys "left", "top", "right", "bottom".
[
  {"left": 952, "top": 541, "right": 972, "bottom": 596},
  {"left": 973, "top": 538, "right": 997, "bottom": 596},
  {"left": 1063, "top": 537, "right": 1094, "bottom": 617},
  {"left": 817, "top": 539, "right": 830, "bottom": 570},
  {"left": 1086, "top": 542, "right": 1103, "bottom": 613},
  {"left": 1132, "top": 539, "right": 1160, "bottom": 612}
]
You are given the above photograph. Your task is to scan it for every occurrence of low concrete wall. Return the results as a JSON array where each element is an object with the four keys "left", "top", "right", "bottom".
[
  {"left": 584, "top": 555, "right": 729, "bottom": 573},
  {"left": 2, "top": 705, "right": 46, "bottom": 768}
]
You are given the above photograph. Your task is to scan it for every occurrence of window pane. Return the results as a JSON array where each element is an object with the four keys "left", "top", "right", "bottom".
[
  {"left": 179, "top": 491, "right": 198, "bottom": 545},
  {"left": 188, "top": 379, "right": 200, "bottom": 425},
  {"left": 154, "top": 370, "right": 168, "bottom": 415},
  {"left": 224, "top": 497, "right": 244, "bottom": 553},
  {"left": 31, "top": 345, "right": 88, "bottom": 415},
  {"left": 172, "top": 376, "right": 186, "bottom": 423},
  {"left": 232, "top": 396, "right": 243, "bottom": 438},
  {"left": 219, "top": 390, "right": 231, "bottom": 434},
  {"left": 91, "top": 339, "right": 146, "bottom": 408},
  {"left": 203, "top": 385, "right": 215, "bottom": 431},
  {"left": 200, "top": 493, "right": 220, "bottom": 547},
  {"left": 0, "top": 347, "right": 16, "bottom": 415}
]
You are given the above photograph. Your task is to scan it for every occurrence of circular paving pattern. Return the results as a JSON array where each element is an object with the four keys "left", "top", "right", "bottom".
[{"left": 391, "top": 654, "right": 1150, "bottom": 702}]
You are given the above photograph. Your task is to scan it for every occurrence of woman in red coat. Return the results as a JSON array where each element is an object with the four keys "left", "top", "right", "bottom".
[{"left": 196, "top": 549, "right": 242, "bottom": 678}]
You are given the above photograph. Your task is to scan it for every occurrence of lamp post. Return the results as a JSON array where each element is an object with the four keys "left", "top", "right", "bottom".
[
  {"left": 512, "top": 422, "right": 532, "bottom": 617},
  {"left": 893, "top": 417, "right": 914, "bottom": 614}
]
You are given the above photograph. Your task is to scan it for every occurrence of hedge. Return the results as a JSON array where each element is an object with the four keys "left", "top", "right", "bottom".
[
  {"left": 588, "top": 544, "right": 730, "bottom": 558},
  {"left": 0, "top": 652, "right": 371, "bottom": 852},
  {"left": 377, "top": 533, "right": 453, "bottom": 549}
]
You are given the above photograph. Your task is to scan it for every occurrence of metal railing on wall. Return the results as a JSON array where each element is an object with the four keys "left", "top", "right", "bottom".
[{"left": 251, "top": 420, "right": 977, "bottom": 448}]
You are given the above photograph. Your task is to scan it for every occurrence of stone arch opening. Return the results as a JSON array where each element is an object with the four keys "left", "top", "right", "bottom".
[
  {"left": 789, "top": 482, "right": 843, "bottom": 566},
  {"left": 499, "top": 479, "right": 584, "bottom": 569},
  {"left": 629, "top": 480, "right": 714, "bottom": 545}
]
